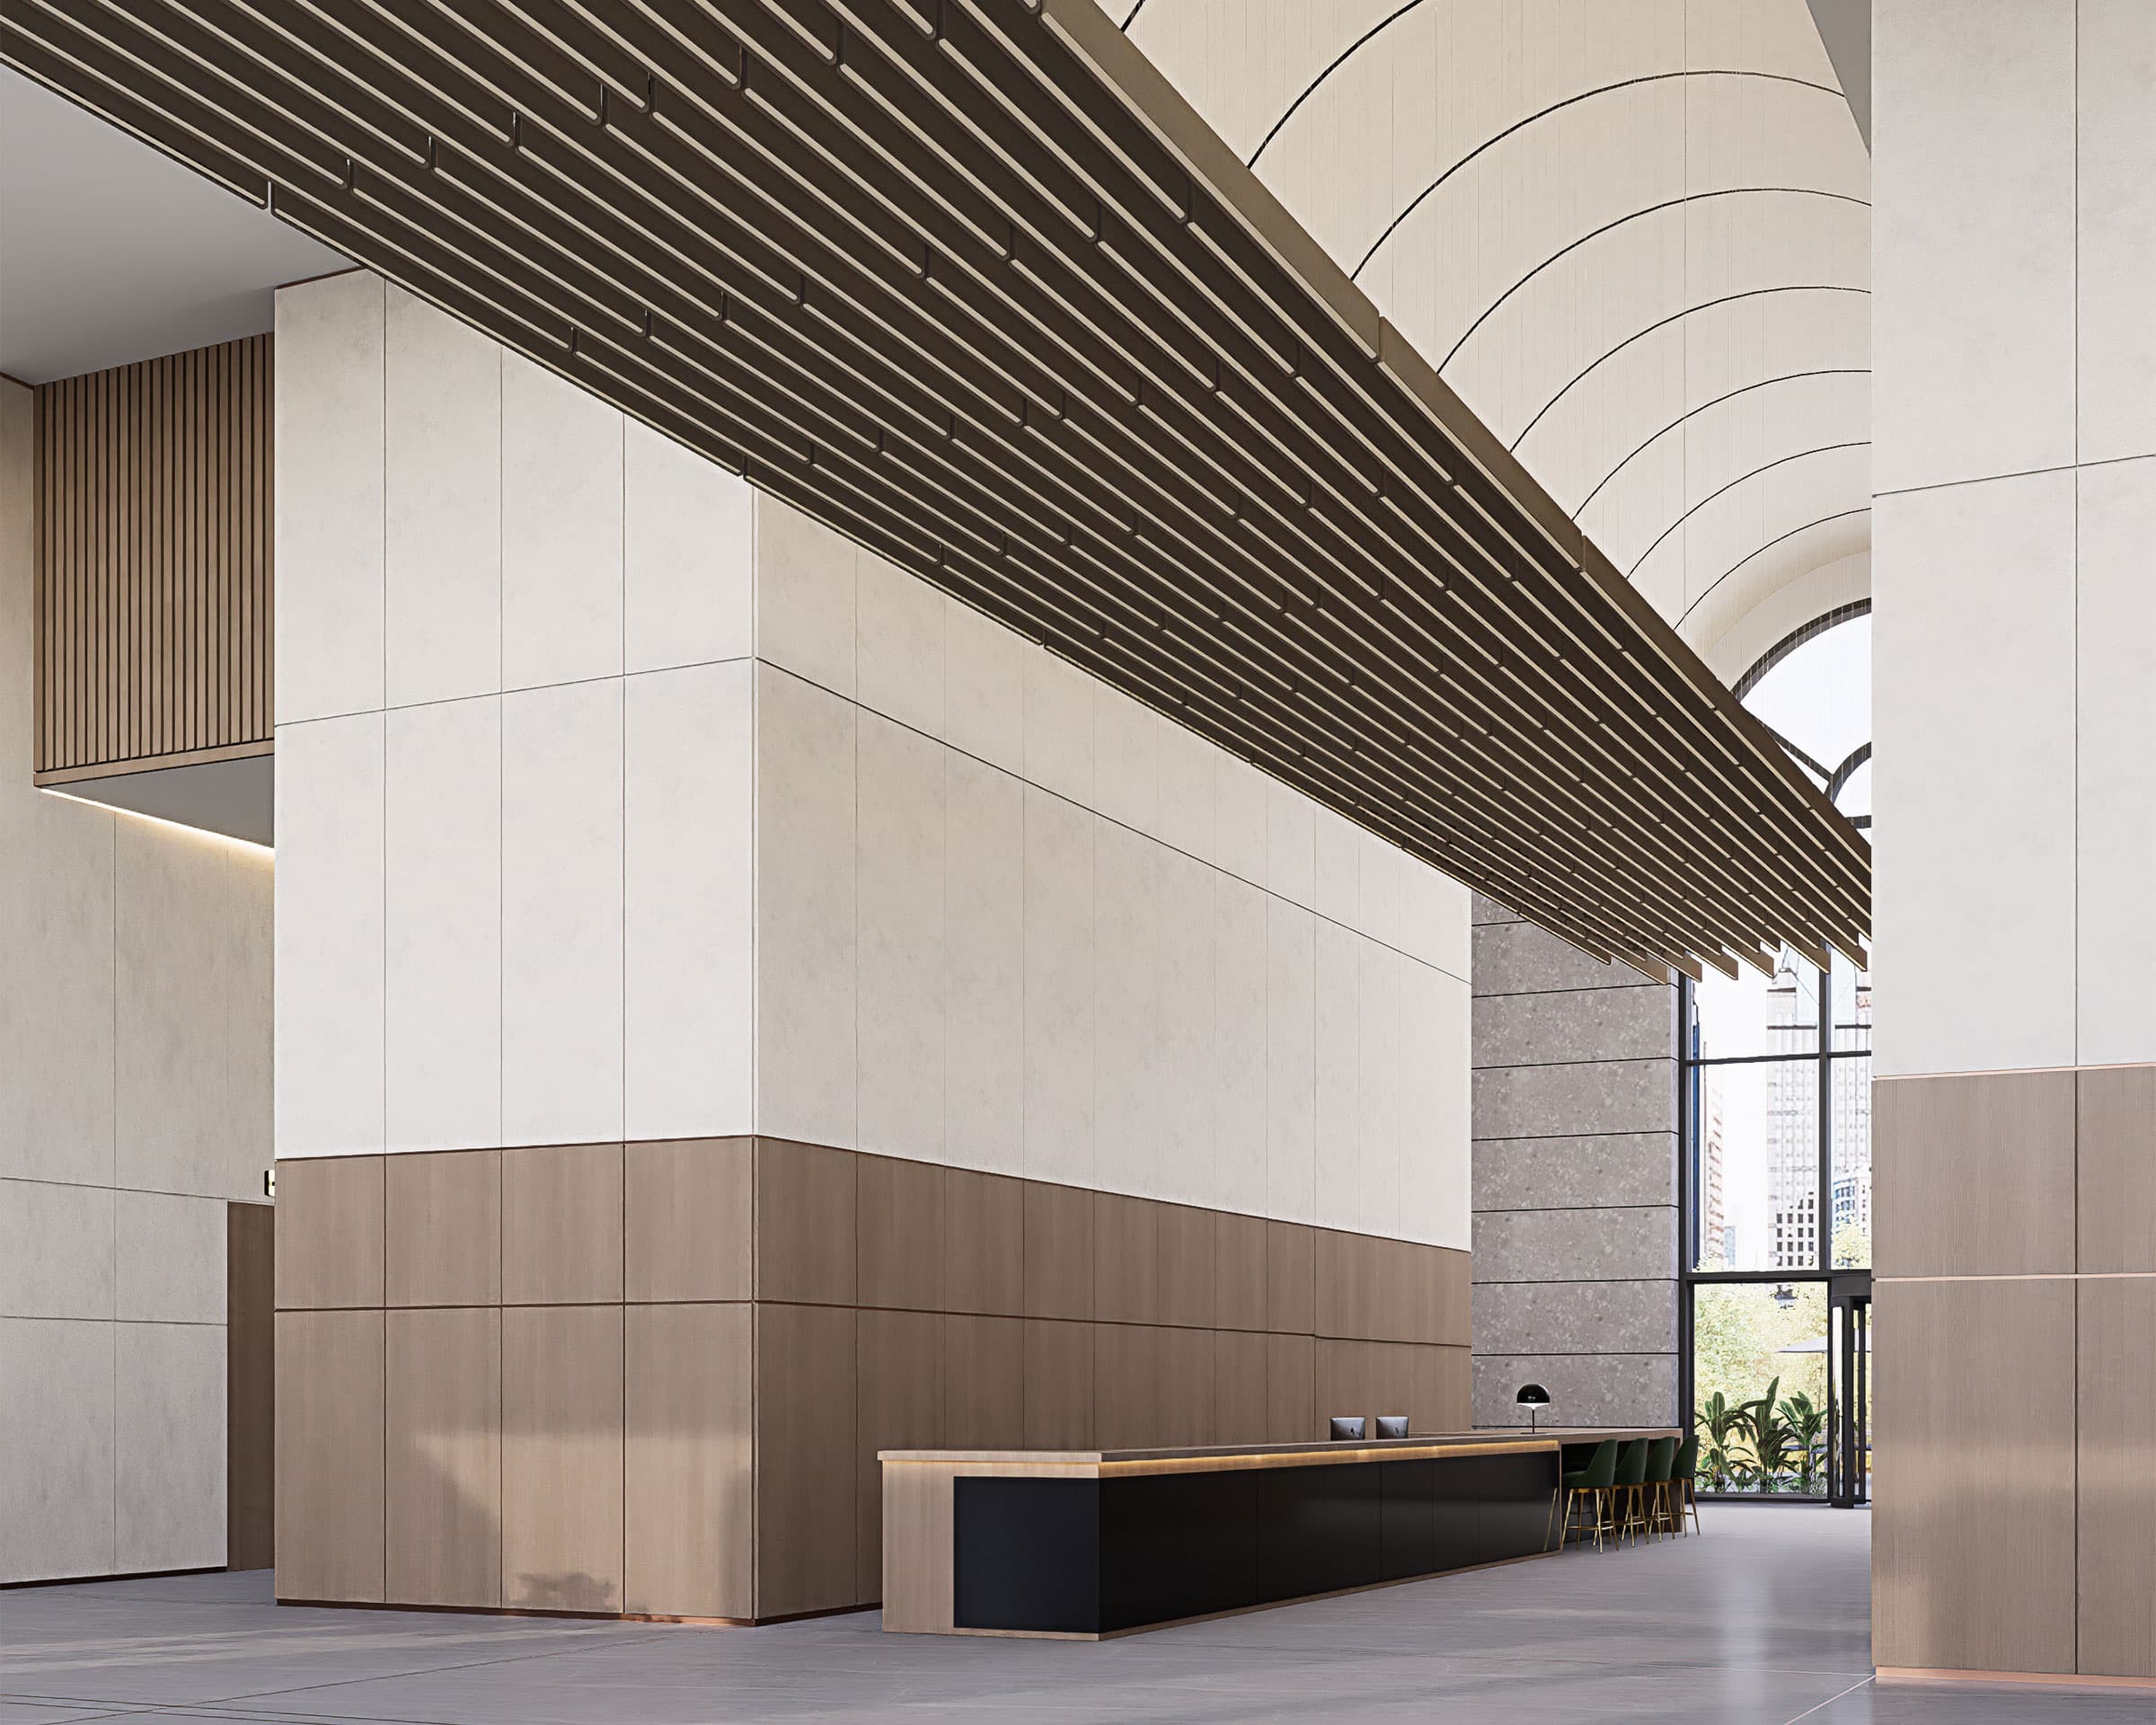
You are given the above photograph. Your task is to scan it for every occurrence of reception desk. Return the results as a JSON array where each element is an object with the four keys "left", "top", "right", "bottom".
[{"left": 881, "top": 1427, "right": 1674, "bottom": 1638}]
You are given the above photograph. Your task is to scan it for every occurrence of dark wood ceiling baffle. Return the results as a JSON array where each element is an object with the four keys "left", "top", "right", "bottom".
[{"left": 0, "top": 0, "right": 1870, "bottom": 980}]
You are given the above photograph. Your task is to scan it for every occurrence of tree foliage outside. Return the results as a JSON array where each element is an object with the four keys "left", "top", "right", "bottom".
[
  {"left": 1833, "top": 1219, "right": 1870, "bottom": 1270},
  {"left": 1692, "top": 1283, "right": 1831, "bottom": 1495}
]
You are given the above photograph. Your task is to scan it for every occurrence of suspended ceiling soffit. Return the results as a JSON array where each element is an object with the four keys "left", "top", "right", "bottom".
[
  {"left": 0, "top": 0, "right": 1869, "bottom": 978},
  {"left": 0, "top": 62, "right": 345, "bottom": 382}
]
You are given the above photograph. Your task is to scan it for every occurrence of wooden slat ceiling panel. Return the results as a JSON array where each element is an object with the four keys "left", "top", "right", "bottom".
[{"left": 1, "top": 0, "right": 1870, "bottom": 978}]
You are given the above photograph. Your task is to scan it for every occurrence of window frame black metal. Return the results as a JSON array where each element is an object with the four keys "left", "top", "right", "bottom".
[{"left": 1676, "top": 961, "right": 1871, "bottom": 1505}]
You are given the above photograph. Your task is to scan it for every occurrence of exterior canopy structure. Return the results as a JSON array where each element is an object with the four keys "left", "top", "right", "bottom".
[{"left": 0, "top": 0, "right": 1870, "bottom": 980}]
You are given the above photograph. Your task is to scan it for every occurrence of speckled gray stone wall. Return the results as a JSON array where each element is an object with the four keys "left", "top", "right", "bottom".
[{"left": 1470, "top": 894, "right": 1679, "bottom": 1430}]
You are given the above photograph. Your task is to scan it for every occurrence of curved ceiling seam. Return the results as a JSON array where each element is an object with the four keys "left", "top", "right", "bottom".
[
  {"left": 1244, "top": 0, "right": 1427, "bottom": 167},
  {"left": 1437, "top": 185, "right": 1871, "bottom": 370},
  {"left": 1676, "top": 507, "right": 1872, "bottom": 628},
  {"left": 1510, "top": 283, "right": 1869, "bottom": 449},
  {"left": 1347, "top": 69, "right": 1849, "bottom": 279},
  {"left": 1623, "top": 440, "right": 1871, "bottom": 579},
  {"left": 1573, "top": 368, "right": 1871, "bottom": 515}
]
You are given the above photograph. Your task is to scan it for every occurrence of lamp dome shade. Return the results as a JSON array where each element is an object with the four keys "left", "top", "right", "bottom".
[{"left": 1515, "top": 1384, "right": 1552, "bottom": 1408}]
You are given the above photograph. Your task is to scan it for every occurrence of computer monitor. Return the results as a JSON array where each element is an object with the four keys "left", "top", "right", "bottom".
[
  {"left": 1329, "top": 1415, "right": 1366, "bottom": 1441},
  {"left": 1375, "top": 1414, "right": 1409, "bottom": 1438}
]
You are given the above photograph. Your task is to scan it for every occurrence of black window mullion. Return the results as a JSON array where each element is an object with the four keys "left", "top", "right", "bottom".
[{"left": 1816, "top": 960, "right": 1833, "bottom": 1273}]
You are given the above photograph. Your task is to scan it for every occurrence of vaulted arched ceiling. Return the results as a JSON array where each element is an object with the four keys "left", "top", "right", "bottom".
[{"left": 1123, "top": 0, "right": 1870, "bottom": 685}]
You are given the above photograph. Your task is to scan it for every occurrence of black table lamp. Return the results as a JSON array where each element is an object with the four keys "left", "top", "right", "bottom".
[{"left": 1515, "top": 1384, "right": 1551, "bottom": 1432}]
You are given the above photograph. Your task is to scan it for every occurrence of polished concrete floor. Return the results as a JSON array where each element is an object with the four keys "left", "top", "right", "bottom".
[{"left": 2, "top": 1508, "right": 2146, "bottom": 1723}]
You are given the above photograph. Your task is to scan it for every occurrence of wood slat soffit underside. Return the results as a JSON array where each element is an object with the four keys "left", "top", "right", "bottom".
[{"left": 0, "top": 0, "right": 1870, "bottom": 980}]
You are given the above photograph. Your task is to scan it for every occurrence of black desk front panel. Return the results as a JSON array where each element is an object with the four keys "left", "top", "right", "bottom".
[
  {"left": 951, "top": 1476, "right": 1102, "bottom": 1633},
  {"left": 952, "top": 1449, "right": 1560, "bottom": 1635}
]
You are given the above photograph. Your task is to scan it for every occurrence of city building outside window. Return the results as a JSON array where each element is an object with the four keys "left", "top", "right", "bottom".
[{"left": 1682, "top": 609, "right": 1871, "bottom": 1499}]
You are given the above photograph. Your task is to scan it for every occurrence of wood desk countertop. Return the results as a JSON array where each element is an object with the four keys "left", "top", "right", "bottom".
[{"left": 879, "top": 1426, "right": 1677, "bottom": 1471}]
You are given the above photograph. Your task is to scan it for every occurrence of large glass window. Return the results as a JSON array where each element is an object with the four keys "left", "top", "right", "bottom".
[
  {"left": 1692, "top": 1283, "right": 1830, "bottom": 1495},
  {"left": 1683, "top": 609, "right": 1871, "bottom": 1500}
]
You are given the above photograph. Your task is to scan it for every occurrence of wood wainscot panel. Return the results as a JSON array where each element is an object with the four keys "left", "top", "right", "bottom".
[
  {"left": 1267, "top": 1221, "right": 1314, "bottom": 1334},
  {"left": 1094, "top": 1323, "right": 1163, "bottom": 1451},
  {"left": 857, "top": 1308, "right": 942, "bottom": 1603},
  {"left": 225, "top": 1202, "right": 275, "bottom": 1571},
  {"left": 623, "top": 1137, "right": 751, "bottom": 1304},
  {"left": 385, "top": 1150, "right": 501, "bottom": 1307},
  {"left": 2078, "top": 1065, "right": 2156, "bottom": 1276},
  {"left": 1873, "top": 1278, "right": 2074, "bottom": 1675},
  {"left": 755, "top": 1302, "right": 861, "bottom": 1617},
  {"left": 947, "top": 1314, "right": 1027, "bottom": 1450},
  {"left": 755, "top": 1139, "right": 858, "bottom": 1307},
  {"left": 1268, "top": 1332, "right": 1316, "bottom": 1443},
  {"left": 1315, "top": 1338, "right": 1379, "bottom": 1438},
  {"left": 1157, "top": 1205, "right": 1216, "bottom": 1329},
  {"left": 1215, "top": 1329, "right": 1268, "bottom": 1445},
  {"left": 276, "top": 1308, "right": 384, "bottom": 1602},
  {"left": 1021, "top": 1318, "right": 1093, "bottom": 1450},
  {"left": 944, "top": 1168, "right": 1025, "bottom": 1316},
  {"left": 275, "top": 1155, "right": 384, "bottom": 1310},
  {"left": 1023, "top": 1181, "right": 1095, "bottom": 1322},
  {"left": 503, "top": 1143, "right": 623, "bottom": 1305},
  {"left": 1415, "top": 1346, "right": 1471, "bottom": 1434},
  {"left": 386, "top": 1306, "right": 502, "bottom": 1609},
  {"left": 858, "top": 1154, "right": 944, "bottom": 1312},
  {"left": 1156, "top": 1325, "right": 1215, "bottom": 1448},
  {"left": 1093, "top": 1193, "right": 1159, "bottom": 1324},
  {"left": 624, "top": 1303, "right": 753, "bottom": 1620},
  {"left": 1215, "top": 1211, "right": 1267, "bottom": 1331},
  {"left": 1369, "top": 1342, "right": 1418, "bottom": 1431},
  {"left": 502, "top": 1305, "right": 624, "bottom": 1613},
  {"left": 1433, "top": 1248, "right": 1472, "bottom": 1349},
  {"left": 2076, "top": 1276, "right": 2156, "bottom": 1678},
  {"left": 1312, "top": 1227, "right": 1376, "bottom": 1340},
  {"left": 1874, "top": 1071, "right": 2073, "bottom": 1277}
]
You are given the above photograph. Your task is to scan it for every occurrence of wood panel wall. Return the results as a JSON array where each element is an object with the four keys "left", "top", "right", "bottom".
[
  {"left": 32, "top": 335, "right": 272, "bottom": 782},
  {"left": 225, "top": 1201, "right": 276, "bottom": 1571},
  {"left": 274, "top": 1138, "right": 1473, "bottom": 1623},
  {"left": 1875, "top": 1063, "right": 2156, "bottom": 1683}
]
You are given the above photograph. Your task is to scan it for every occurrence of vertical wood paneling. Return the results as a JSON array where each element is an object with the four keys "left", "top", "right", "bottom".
[
  {"left": 225, "top": 1201, "right": 276, "bottom": 1571},
  {"left": 32, "top": 335, "right": 273, "bottom": 776}
]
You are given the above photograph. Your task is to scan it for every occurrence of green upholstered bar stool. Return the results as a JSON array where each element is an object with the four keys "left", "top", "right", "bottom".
[
  {"left": 1640, "top": 1437, "right": 1678, "bottom": 1540},
  {"left": 1612, "top": 1438, "right": 1651, "bottom": 1546},
  {"left": 1548, "top": 1438, "right": 1619, "bottom": 1552},
  {"left": 1670, "top": 1432, "right": 1702, "bottom": 1535}
]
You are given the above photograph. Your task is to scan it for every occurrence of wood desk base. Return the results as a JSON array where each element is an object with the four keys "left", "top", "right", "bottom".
[{"left": 883, "top": 1428, "right": 1674, "bottom": 1638}]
